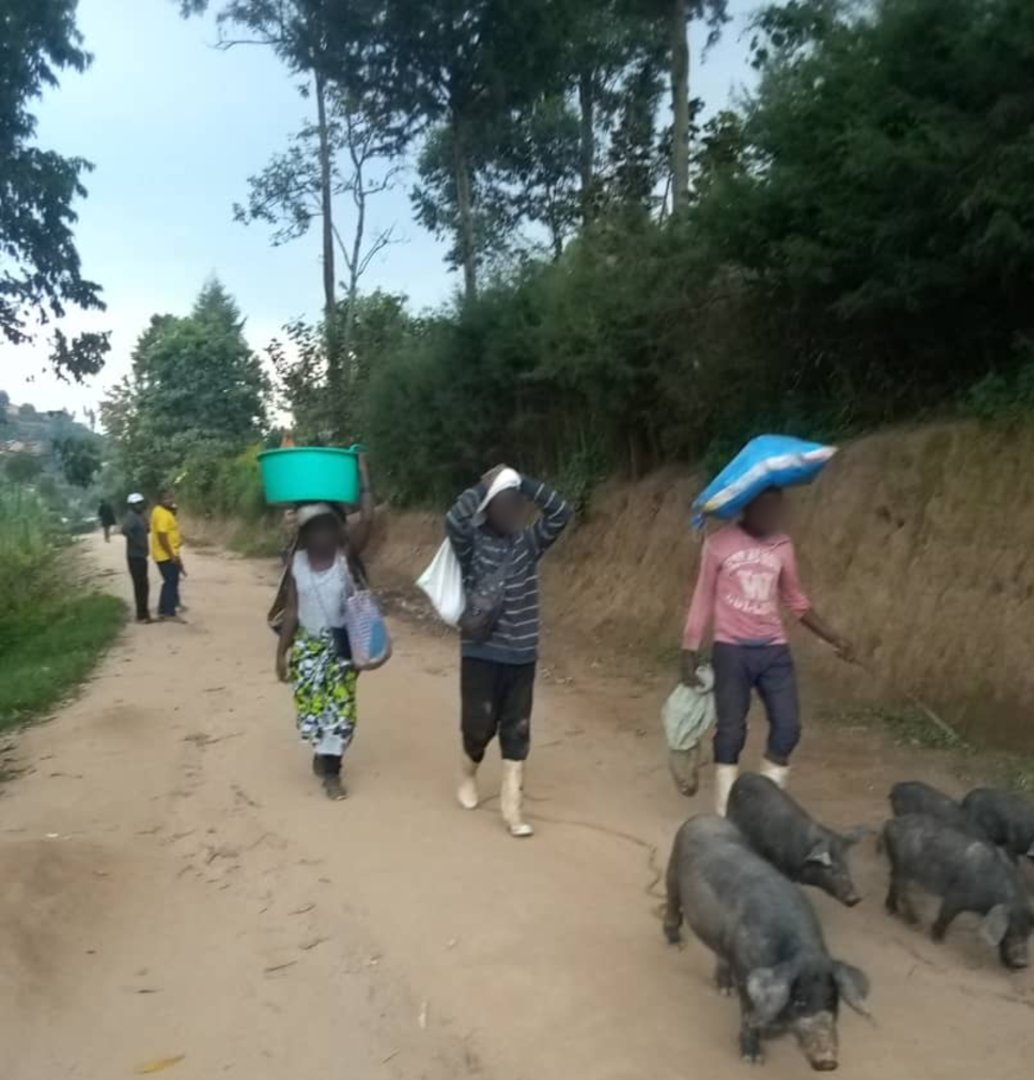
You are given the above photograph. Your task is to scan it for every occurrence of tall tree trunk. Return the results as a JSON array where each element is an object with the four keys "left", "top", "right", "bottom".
[
  {"left": 315, "top": 72, "right": 342, "bottom": 437},
  {"left": 342, "top": 147, "right": 365, "bottom": 435},
  {"left": 315, "top": 72, "right": 336, "bottom": 319},
  {"left": 452, "top": 114, "right": 478, "bottom": 299},
  {"left": 578, "top": 70, "right": 595, "bottom": 223},
  {"left": 670, "top": 0, "right": 691, "bottom": 211}
]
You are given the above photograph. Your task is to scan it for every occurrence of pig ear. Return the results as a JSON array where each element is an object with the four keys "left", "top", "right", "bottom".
[
  {"left": 746, "top": 966, "right": 792, "bottom": 1025},
  {"left": 805, "top": 842, "right": 834, "bottom": 868},
  {"left": 841, "top": 826, "right": 870, "bottom": 846},
  {"left": 981, "top": 904, "right": 1010, "bottom": 948},
  {"left": 833, "top": 962, "right": 871, "bottom": 1017}
]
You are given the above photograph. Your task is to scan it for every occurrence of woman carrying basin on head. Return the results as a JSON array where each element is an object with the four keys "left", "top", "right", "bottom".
[
  {"left": 274, "top": 453, "right": 374, "bottom": 800},
  {"left": 681, "top": 486, "right": 855, "bottom": 816}
]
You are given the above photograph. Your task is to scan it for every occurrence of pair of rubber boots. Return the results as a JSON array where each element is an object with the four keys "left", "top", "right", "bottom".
[
  {"left": 713, "top": 758, "right": 790, "bottom": 817},
  {"left": 457, "top": 757, "right": 533, "bottom": 837}
]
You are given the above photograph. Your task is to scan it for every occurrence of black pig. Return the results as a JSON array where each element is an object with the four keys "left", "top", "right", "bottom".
[
  {"left": 882, "top": 814, "right": 1033, "bottom": 970},
  {"left": 962, "top": 788, "right": 1034, "bottom": 862},
  {"left": 890, "top": 780, "right": 962, "bottom": 820},
  {"left": 727, "top": 774, "right": 865, "bottom": 907},
  {"left": 664, "top": 815, "right": 870, "bottom": 1070}
]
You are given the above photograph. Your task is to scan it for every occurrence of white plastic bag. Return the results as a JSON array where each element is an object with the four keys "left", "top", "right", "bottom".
[{"left": 416, "top": 539, "right": 465, "bottom": 627}]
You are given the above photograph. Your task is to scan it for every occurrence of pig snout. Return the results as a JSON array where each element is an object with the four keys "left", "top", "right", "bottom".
[
  {"left": 838, "top": 886, "right": 861, "bottom": 908},
  {"left": 829, "top": 875, "right": 861, "bottom": 908},
  {"left": 795, "top": 1012, "right": 838, "bottom": 1072},
  {"left": 1002, "top": 938, "right": 1030, "bottom": 970}
]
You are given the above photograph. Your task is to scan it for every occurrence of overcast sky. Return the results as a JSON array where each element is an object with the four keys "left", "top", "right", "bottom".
[{"left": 0, "top": 0, "right": 757, "bottom": 418}]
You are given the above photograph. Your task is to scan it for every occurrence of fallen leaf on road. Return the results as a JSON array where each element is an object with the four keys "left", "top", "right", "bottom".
[{"left": 135, "top": 1054, "right": 185, "bottom": 1073}]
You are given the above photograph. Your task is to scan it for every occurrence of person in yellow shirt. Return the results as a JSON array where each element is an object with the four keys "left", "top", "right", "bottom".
[{"left": 151, "top": 490, "right": 187, "bottom": 622}]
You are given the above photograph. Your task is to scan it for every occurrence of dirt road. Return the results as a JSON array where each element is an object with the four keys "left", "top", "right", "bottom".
[{"left": 1, "top": 535, "right": 1031, "bottom": 1079}]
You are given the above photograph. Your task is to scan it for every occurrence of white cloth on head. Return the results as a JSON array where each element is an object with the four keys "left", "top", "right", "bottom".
[
  {"left": 474, "top": 467, "right": 521, "bottom": 525},
  {"left": 127, "top": 492, "right": 145, "bottom": 505},
  {"left": 296, "top": 502, "right": 335, "bottom": 528},
  {"left": 292, "top": 550, "right": 353, "bottom": 635}
]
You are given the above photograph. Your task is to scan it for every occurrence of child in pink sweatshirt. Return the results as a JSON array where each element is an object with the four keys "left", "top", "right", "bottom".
[{"left": 681, "top": 488, "right": 854, "bottom": 814}]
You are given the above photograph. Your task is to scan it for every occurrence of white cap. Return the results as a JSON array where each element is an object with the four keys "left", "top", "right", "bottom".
[
  {"left": 474, "top": 467, "right": 521, "bottom": 525},
  {"left": 296, "top": 501, "right": 335, "bottom": 528},
  {"left": 127, "top": 492, "right": 145, "bottom": 505}
]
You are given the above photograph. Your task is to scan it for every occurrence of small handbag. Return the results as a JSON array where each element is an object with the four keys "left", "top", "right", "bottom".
[
  {"left": 341, "top": 556, "right": 392, "bottom": 671},
  {"left": 458, "top": 547, "right": 512, "bottom": 643}
]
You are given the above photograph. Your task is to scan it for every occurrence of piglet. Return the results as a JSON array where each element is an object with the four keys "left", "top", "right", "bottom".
[
  {"left": 882, "top": 813, "right": 1033, "bottom": 970},
  {"left": 889, "top": 781, "right": 988, "bottom": 839},
  {"left": 665, "top": 816, "right": 869, "bottom": 1070},
  {"left": 727, "top": 773, "right": 865, "bottom": 907},
  {"left": 962, "top": 788, "right": 1034, "bottom": 862}
]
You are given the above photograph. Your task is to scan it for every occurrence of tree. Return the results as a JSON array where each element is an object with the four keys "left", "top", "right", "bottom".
[
  {"left": 317, "top": 0, "right": 573, "bottom": 297},
  {"left": 267, "top": 288, "right": 409, "bottom": 443},
  {"left": 0, "top": 0, "right": 109, "bottom": 379},
  {"left": 236, "top": 88, "right": 400, "bottom": 391},
  {"left": 562, "top": 0, "right": 664, "bottom": 222},
  {"left": 53, "top": 434, "right": 101, "bottom": 487},
  {"left": 645, "top": 0, "right": 728, "bottom": 211},
  {"left": 4, "top": 453, "right": 42, "bottom": 485},
  {"left": 102, "top": 280, "right": 269, "bottom": 490},
  {"left": 178, "top": 3, "right": 350, "bottom": 331}
]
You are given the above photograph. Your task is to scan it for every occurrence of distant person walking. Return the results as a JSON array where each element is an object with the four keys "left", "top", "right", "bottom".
[
  {"left": 446, "top": 466, "right": 572, "bottom": 838},
  {"left": 123, "top": 494, "right": 151, "bottom": 623},
  {"left": 681, "top": 488, "right": 855, "bottom": 816},
  {"left": 151, "top": 490, "right": 186, "bottom": 623},
  {"left": 98, "top": 499, "right": 116, "bottom": 542}
]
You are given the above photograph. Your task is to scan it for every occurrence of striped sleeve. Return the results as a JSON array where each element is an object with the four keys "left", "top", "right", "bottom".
[
  {"left": 521, "top": 476, "right": 573, "bottom": 557},
  {"left": 445, "top": 482, "right": 487, "bottom": 570}
]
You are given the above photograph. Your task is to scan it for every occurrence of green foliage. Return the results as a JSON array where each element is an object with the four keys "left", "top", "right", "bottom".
[
  {"left": 52, "top": 434, "right": 101, "bottom": 487},
  {"left": 337, "top": 0, "right": 1034, "bottom": 503},
  {"left": 101, "top": 279, "right": 269, "bottom": 494},
  {"left": 4, "top": 453, "right": 42, "bottom": 485},
  {"left": 963, "top": 341, "right": 1034, "bottom": 423},
  {"left": 163, "top": 0, "right": 1034, "bottom": 519},
  {"left": 0, "top": 0, "right": 109, "bottom": 378},
  {"left": 0, "top": 482, "right": 122, "bottom": 730},
  {"left": 0, "top": 485, "right": 59, "bottom": 651},
  {"left": 0, "top": 592, "right": 125, "bottom": 730}
]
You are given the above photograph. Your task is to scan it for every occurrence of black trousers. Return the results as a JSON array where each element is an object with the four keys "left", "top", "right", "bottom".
[
  {"left": 460, "top": 657, "right": 536, "bottom": 763},
  {"left": 127, "top": 556, "right": 149, "bottom": 620}
]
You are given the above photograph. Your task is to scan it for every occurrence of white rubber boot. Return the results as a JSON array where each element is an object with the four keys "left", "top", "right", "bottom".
[
  {"left": 760, "top": 759, "right": 790, "bottom": 789},
  {"left": 457, "top": 756, "right": 480, "bottom": 810},
  {"left": 500, "top": 760, "right": 534, "bottom": 837},
  {"left": 714, "top": 764, "right": 739, "bottom": 817}
]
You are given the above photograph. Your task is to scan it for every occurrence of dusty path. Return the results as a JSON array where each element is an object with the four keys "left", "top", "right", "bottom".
[{"left": 1, "top": 535, "right": 1031, "bottom": 1079}]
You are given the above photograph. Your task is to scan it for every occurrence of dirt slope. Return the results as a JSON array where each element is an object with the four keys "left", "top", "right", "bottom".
[{"left": 1, "top": 534, "right": 1032, "bottom": 1080}]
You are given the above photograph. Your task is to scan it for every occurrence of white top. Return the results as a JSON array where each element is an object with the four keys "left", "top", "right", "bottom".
[{"left": 292, "top": 551, "right": 353, "bottom": 634}]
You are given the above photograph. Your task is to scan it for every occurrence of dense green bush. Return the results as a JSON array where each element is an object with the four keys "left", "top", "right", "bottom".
[
  {"left": 351, "top": 0, "right": 1034, "bottom": 504},
  {"left": 0, "top": 485, "right": 64, "bottom": 652}
]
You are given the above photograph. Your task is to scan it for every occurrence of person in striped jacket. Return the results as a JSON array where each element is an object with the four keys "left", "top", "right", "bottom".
[{"left": 446, "top": 465, "right": 572, "bottom": 837}]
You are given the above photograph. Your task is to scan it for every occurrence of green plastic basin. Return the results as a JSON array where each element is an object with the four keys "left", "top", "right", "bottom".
[{"left": 258, "top": 446, "right": 362, "bottom": 505}]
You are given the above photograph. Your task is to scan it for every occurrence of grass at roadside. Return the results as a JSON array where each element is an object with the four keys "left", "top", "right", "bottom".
[
  {"left": 822, "top": 701, "right": 1034, "bottom": 793},
  {"left": 0, "top": 592, "right": 126, "bottom": 731}
]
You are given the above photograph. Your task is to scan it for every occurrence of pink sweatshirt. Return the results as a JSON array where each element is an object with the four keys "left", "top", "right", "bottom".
[{"left": 682, "top": 526, "right": 811, "bottom": 651}]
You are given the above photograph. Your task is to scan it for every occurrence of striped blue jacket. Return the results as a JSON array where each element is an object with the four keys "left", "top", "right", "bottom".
[{"left": 445, "top": 476, "right": 572, "bottom": 665}]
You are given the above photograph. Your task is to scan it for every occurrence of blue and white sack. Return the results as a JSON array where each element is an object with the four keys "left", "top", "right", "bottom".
[
  {"left": 692, "top": 435, "right": 836, "bottom": 528},
  {"left": 344, "top": 589, "right": 392, "bottom": 671}
]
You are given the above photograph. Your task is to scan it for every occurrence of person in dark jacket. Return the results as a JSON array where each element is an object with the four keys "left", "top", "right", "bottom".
[
  {"left": 445, "top": 465, "right": 572, "bottom": 837},
  {"left": 123, "top": 493, "right": 151, "bottom": 623},
  {"left": 98, "top": 499, "right": 116, "bottom": 542}
]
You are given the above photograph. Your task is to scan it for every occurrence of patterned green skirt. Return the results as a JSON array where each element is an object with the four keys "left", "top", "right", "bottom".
[{"left": 289, "top": 630, "right": 358, "bottom": 755}]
